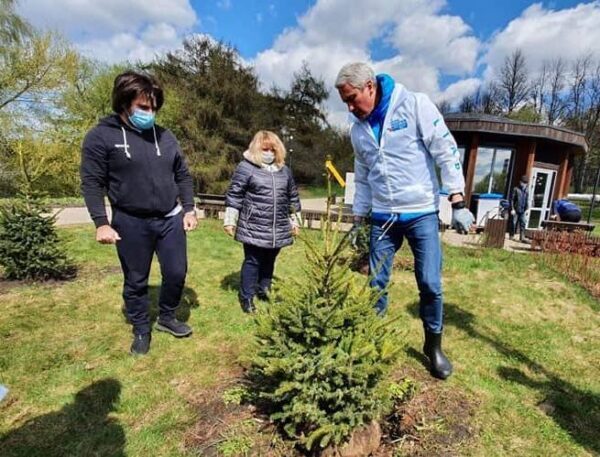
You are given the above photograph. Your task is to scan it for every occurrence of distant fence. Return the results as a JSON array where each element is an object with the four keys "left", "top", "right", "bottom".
[
  {"left": 530, "top": 230, "right": 600, "bottom": 257},
  {"left": 531, "top": 230, "right": 600, "bottom": 298}
]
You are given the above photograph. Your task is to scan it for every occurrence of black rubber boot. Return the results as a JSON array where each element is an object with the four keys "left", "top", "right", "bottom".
[
  {"left": 423, "top": 330, "right": 453, "bottom": 380},
  {"left": 239, "top": 297, "right": 256, "bottom": 314},
  {"left": 256, "top": 288, "right": 270, "bottom": 301}
]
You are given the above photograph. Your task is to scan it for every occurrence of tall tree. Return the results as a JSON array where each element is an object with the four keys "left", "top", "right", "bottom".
[
  {"left": 151, "top": 36, "right": 268, "bottom": 192},
  {"left": 531, "top": 61, "right": 548, "bottom": 118},
  {"left": 564, "top": 57, "right": 600, "bottom": 192},
  {"left": 0, "top": 0, "right": 32, "bottom": 51},
  {"left": 498, "top": 49, "right": 529, "bottom": 113},
  {"left": 546, "top": 58, "right": 567, "bottom": 125}
]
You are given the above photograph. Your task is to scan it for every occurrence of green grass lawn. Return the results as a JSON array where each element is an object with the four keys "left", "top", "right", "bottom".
[
  {"left": 297, "top": 183, "right": 345, "bottom": 200},
  {"left": 1, "top": 220, "right": 599, "bottom": 456},
  {"left": 575, "top": 199, "right": 600, "bottom": 235}
]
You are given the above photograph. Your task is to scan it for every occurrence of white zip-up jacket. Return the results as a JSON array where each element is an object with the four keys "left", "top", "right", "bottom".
[{"left": 350, "top": 83, "right": 465, "bottom": 216}]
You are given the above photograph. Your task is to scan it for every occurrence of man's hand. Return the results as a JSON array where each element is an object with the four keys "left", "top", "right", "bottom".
[
  {"left": 96, "top": 225, "right": 121, "bottom": 244},
  {"left": 349, "top": 216, "right": 365, "bottom": 247},
  {"left": 451, "top": 208, "right": 475, "bottom": 234},
  {"left": 292, "top": 225, "right": 300, "bottom": 236},
  {"left": 224, "top": 225, "right": 235, "bottom": 237},
  {"left": 183, "top": 211, "right": 198, "bottom": 232},
  {"left": 511, "top": 209, "right": 516, "bottom": 217}
]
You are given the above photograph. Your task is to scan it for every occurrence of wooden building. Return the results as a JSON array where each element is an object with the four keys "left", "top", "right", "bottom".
[{"left": 445, "top": 113, "right": 588, "bottom": 229}]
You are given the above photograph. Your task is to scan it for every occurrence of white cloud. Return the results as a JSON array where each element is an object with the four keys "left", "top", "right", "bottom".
[
  {"left": 484, "top": 2, "right": 600, "bottom": 79},
  {"left": 389, "top": 13, "right": 480, "bottom": 75},
  {"left": 17, "top": 0, "right": 197, "bottom": 63},
  {"left": 438, "top": 78, "right": 482, "bottom": 105},
  {"left": 252, "top": 0, "right": 480, "bottom": 125}
]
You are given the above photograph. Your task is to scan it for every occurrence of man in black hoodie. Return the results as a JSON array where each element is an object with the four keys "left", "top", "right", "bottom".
[{"left": 80, "top": 71, "right": 197, "bottom": 355}]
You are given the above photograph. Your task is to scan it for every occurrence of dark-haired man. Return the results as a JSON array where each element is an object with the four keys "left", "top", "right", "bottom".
[{"left": 81, "top": 71, "right": 197, "bottom": 355}]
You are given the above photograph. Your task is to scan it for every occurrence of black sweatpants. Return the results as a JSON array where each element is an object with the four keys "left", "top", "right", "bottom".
[{"left": 112, "top": 209, "right": 187, "bottom": 335}]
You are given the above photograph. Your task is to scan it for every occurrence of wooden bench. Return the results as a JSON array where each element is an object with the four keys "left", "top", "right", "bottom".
[
  {"left": 300, "top": 208, "right": 354, "bottom": 228},
  {"left": 196, "top": 193, "right": 226, "bottom": 218},
  {"left": 541, "top": 220, "right": 595, "bottom": 232}
]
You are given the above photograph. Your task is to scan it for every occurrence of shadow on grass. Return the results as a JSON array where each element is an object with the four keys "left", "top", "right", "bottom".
[
  {"left": 220, "top": 271, "right": 240, "bottom": 292},
  {"left": 219, "top": 271, "right": 280, "bottom": 296},
  {"left": 406, "top": 301, "right": 600, "bottom": 454},
  {"left": 120, "top": 285, "right": 200, "bottom": 325},
  {"left": 0, "top": 379, "right": 125, "bottom": 457}
]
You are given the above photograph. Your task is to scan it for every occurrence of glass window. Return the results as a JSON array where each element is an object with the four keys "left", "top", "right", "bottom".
[
  {"left": 471, "top": 147, "right": 513, "bottom": 196},
  {"left": 490, "top": 148, "right": 512, "bottom": 194},
  {"left": 472, "top": 147, "right": 494, "bottom": 194},
  {"left": 457, "top": 146, "right": 466, "bottom": 165}
]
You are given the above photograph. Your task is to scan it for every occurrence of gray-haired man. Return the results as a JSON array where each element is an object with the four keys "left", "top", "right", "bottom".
[{"left": 336, "top": 62, "right": 474, "bottom": 379}]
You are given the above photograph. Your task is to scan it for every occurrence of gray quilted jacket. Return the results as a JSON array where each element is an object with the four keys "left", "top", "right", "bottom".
[{"left": 225, "top": 155, "right": 301, "bottom": 249}]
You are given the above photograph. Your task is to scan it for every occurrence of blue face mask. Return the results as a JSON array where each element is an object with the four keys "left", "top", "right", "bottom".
[{"left": 128, "top": 109, "right": 155, "bottom": 130}]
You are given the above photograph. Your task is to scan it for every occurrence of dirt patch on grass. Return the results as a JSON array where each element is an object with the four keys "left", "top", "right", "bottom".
[
  {"left": 0, "top": 275, "right": 79, "bottom": 295},
  {"left": 378, "top": 366, "right": 479, "bottom": 457},
  {"left": 184, "top": 377, "right": 298, "bottom": 457},
  {"left": 184, "top": 365, "right": 478, "bottom": 457}
]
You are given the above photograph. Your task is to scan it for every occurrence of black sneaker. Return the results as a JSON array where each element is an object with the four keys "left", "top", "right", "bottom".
[
  {"left": 155, "top": 318, "right": 193, "bottom": 337},
  {"left": 130, "top": 333, "right": 151, "bottom": 355}
]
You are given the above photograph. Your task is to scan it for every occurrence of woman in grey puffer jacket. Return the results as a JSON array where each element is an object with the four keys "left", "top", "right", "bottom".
[{"left": 224, "top": 130, "right": 301, "bottom": 313}]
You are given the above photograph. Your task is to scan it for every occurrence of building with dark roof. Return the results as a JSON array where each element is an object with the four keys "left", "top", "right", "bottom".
[{"left": 444, "top": 113, "right": 588, "bottom": 229}]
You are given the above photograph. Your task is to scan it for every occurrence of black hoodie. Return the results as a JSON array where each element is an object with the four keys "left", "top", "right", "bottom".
[{"left": 80, "top": 114, "right": 194, "bottom": 227}]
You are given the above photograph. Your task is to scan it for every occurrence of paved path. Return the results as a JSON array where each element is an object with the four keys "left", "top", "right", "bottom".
[
  {"left": 441, "top": 230, "right": 533, "bottom": 253},
  {"left": 52, "top": 202, "right": 534, "bottom": 254},
  {"left": 51, "top": 207, "right": 107, "bottom": 226},
  {"left": 52, "top": 199, "right": 332, "bottom": 226}
]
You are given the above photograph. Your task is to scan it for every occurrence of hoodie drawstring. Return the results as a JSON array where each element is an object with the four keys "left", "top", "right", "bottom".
[
  {"left": 120, "top": 127, "right": 131, "bottom": 160},
  {"left": 118, "top": 126, "right": 161, "bottom": 159},
  {"left": 377, "top": 213, "right": 397, "bottom": 241},
  {"left": 153, "top": 125, "right": 161, "bottom": 156}
]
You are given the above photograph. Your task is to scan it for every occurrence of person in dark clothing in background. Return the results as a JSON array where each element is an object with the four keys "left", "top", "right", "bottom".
[
  {"left": 80, "top": 71, "right": 197, "bottom": 355},
  {"left": 510, "top": 175, "right": 529, "bottom": 241},
  {"left": 551, "top": 198, "right": 582, "bottom": 222},
  {"left": 223, "top": 130, "right": 301, "bottom": 313}
]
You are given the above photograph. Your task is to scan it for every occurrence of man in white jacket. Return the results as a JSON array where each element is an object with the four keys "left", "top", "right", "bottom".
[{"left": 336, "top": 62, "right": 474, "bottom": 380}]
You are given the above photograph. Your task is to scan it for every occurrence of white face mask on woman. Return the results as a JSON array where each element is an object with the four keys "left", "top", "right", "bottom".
[{"left": 262, "top": 151, "right": 275, "bottom": 164}]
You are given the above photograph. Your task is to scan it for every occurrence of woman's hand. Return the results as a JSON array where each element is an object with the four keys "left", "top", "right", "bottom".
[{"left": 224, "top": 225, "right": 235, "bottom": 237}]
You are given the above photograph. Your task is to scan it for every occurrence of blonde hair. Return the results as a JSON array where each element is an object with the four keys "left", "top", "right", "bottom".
[{"left": 247, "top": 130, "right": 286, "bottom": 167}]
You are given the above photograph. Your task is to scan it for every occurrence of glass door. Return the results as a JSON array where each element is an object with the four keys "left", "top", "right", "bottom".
[{"left": 527, "top": 167, "right": 556, "bottom": 229}]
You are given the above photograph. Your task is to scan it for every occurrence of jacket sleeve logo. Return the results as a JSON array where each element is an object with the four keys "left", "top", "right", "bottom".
[{"left": 389, "top": 118, "right": 408, "bottom": 131}]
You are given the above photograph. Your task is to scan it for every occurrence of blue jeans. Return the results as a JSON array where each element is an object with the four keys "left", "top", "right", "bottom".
[{"left": 369, "top": 212, "right": 443, "bottom": 333}]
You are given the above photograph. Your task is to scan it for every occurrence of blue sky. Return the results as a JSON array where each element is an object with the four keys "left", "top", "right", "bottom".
[
  {"left": 192, "top": 1, "right": 583, "bottom": 59},
  {"left": 17, "top": 0, "right": 600, "bottom": 123}
]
